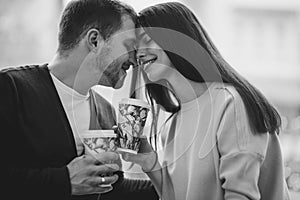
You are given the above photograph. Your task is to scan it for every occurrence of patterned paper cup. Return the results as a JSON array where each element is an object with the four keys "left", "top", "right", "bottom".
[
  {"left": 81, "top": 130, "right": 117, "bottom": 155},
  {"left": 117, "top": 98, "right": 150, "bottom": 154}
]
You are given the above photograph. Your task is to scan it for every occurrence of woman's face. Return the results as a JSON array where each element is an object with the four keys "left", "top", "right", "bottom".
[{"left": 136, "top": 28, "right": 174, "bottom": 82}]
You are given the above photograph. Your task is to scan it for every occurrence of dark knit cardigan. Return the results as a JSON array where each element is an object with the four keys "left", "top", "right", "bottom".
[{"left": 0, "top": 64, "right": 158, "bottom": 200}]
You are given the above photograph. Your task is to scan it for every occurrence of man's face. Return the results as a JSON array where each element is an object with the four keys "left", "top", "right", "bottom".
[{"left": 97, "top": 15, "right": 137, "bottom": 89}]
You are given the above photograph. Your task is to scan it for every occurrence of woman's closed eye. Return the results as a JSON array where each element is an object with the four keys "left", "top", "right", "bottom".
[{"left": 145, "top": 37, "right": 153, "bottom": 44}]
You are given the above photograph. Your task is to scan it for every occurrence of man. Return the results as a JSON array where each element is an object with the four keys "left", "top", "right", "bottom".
[{"left": 0, "top": 0, "right": 158, "bottom": 200}]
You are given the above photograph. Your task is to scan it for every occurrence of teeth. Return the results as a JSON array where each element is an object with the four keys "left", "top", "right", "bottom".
[{"left": 143, "top": 59, "right": 156, "bottom": 66}]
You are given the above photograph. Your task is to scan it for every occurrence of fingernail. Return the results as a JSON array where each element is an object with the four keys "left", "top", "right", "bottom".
[
  {"left": 114, "top": 174, "right": 119, "bottom": 181},
  {"left": 112, "top": 164, "right": 119, "bottom": 171}
]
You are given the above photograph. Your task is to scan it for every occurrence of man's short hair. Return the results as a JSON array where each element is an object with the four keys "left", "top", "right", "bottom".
[{"left": 57, "top": 0, "right": 136, "bottom": 53}]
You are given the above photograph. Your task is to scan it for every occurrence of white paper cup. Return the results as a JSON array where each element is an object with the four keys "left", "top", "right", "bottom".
[
  {"left": 81, "top": 130, "right": 118, "bottom": 187},
  {"left": 117, "top": 98, "right": 150, "bottom": 154},
  {"left": 81, "top": 130, "right": 117, "bottom": 155}
]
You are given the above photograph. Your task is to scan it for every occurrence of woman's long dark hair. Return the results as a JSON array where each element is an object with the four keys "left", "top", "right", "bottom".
[{"left": 138, "top": 2, "right": 281, "bottom": 136}]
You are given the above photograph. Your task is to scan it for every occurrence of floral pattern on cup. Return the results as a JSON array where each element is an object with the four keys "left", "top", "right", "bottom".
[
  {"left": 117, "top": 102, "right": 149, "bottom": 153},
  {"left": 82, "top": 135, "right": 117, "bottom": 154}
]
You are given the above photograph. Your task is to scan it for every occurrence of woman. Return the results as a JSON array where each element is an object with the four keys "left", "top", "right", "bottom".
[{"left": 121, "top": 2, "right": 290, "bottom": 200}]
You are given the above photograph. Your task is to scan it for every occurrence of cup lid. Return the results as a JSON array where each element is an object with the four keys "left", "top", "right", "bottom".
[{"left": 119, "top": 98, "right": 150, "bottom": 109}]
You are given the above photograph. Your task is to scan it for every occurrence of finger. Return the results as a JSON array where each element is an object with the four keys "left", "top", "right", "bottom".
[
  {"left": 118, "top": 151, "right": 144, "bottom": 166},
  {"left": 115, "top": 155, "right": 123, "bottom": 169},
  {"left": 76, "top": 154, "right": 100, "bottom": 165},
  {"left": 90, "top": 174, "right": 119, "bottom": 186},
  {"left": 90, "top": 185, "right": 113, "bottom": 194},
  {"left": 85, "top": 152, "right": 119, "bottom": 165},
  {"left": 90, "top": 164, "right": 120, "bottom": 176},
  {"left": 93, "top": 152, "right": 120, "bottom": 163},
  {"left": 103, "top": 174, "right": 119, "bottom": 185},
  {"left": 99, "top": 174, "right": 119, "bottom": 185}
]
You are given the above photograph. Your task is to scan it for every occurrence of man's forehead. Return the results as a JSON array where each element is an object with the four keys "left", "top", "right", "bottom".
[
  {"left": 116, "top": 29, "right": 136, "bottom": 43},
  {"left": 120, "top": 15, "right": 136, "bottom": 32},
  {"left": 113, "top": 16, "right": 136, "bottom": 40}
]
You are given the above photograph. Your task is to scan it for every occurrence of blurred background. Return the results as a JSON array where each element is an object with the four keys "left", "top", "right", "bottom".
[{"left": 0, "top": 0, "right": 299, "bottom": 198}]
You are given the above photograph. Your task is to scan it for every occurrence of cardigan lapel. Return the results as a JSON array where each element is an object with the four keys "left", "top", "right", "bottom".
[{"left": 41, "top": 64, "right": 77, "bottom": 160}]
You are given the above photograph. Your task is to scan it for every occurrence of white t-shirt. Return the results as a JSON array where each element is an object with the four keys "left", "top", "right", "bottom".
[{"left": 50, "top": 73, "right": 90, "bottom": 156}]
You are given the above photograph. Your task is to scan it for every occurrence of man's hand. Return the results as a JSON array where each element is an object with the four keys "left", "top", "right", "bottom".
[{"left": 67, "top": 152, "right": 120, "bottom": 195}]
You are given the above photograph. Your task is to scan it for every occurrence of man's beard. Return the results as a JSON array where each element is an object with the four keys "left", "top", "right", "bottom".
[{"left": 99, "top": 59, "right": 127, "bottom": 89}]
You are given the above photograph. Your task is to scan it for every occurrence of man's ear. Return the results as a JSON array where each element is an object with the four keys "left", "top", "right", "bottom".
[{"left": 86, "top": 28, "right": 103, "bottom": 52}]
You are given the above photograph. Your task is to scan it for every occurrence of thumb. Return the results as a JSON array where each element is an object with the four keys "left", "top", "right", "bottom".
[{"left": 119, "top": 151, "right": 146, "bottom": 166}]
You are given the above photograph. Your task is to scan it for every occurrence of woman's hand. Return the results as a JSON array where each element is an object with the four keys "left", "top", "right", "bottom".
[
  {"left": 113, "top": 126, "right": 163, "bottom": 197},
  {"left": 112, "top": 125, "right": 158, "bottom": 172},
  {"left": 120, "top": 136, "right": 158, "bottom": 173}
]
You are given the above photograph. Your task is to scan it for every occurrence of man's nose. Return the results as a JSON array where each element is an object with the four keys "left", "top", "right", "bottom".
[
  {"left": 136, "top": 49, "right": 146, "bottom": 58},
  {"left": 128, "top": 49, "right": 137, "bottom": 67},
  {"left": 136, "top": 51, "right": 146, "bottom": 65}
]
